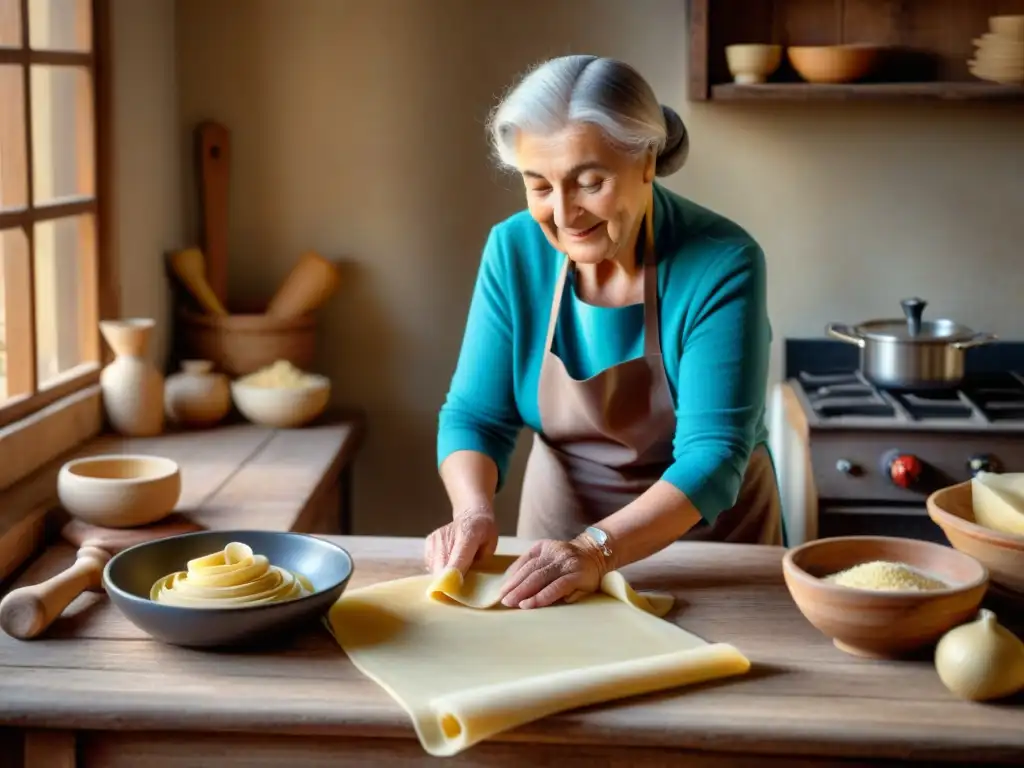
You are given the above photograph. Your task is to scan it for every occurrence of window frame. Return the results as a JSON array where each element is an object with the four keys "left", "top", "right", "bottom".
[{"left": 0, "top": 0, "right": 116, "bottom": 436}]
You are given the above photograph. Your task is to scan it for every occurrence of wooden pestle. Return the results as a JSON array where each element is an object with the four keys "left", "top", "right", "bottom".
[
  {"left": 0, "top": 517, "right": 202, "bottom": 640},
  {"left": 167, "top": 247, "right": 229, "bottom": 316},
  {"left": 265, "top": 250, "right": 341, "bottom": 320}
]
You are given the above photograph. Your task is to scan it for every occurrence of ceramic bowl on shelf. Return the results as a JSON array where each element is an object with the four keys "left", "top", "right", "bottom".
[
  {"left": 57, "top": 455, "right": 182, "bottom": 528},
  {"left": 231, "top": 374, "right": 331, "bottom": 428},
  {"left": 102, "top": 529, "right": 354, "bottom": 648},
  {"left": 928, "top": 481, "right": 1024, "bottom": 595},
  {"left": 782, "top": 536, "right": 988, "bottom": 659},
  {"left": 725, "top": 44, "right": 783, "bottom": 84},
  {"left": 787, "top": 44, "right": 883, "bottom": 83},
  {"left": 990, "top": 15, "right": 1024, "bottom": 41}
]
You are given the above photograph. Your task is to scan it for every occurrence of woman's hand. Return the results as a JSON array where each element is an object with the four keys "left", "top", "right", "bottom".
[
  {"left": 497, "top": 536, "right": 607, "bottom": 609},
  {"left": 424, "top": 507, "right": 499, "bottom": 575}
]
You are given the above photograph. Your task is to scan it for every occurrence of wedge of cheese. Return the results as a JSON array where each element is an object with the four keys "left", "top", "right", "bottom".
[{"left": 972, "top": 472, "right": 1024, "bottom": 536}]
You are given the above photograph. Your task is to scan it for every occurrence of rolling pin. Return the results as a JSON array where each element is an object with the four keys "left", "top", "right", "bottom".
[{"left": 0, "top": 517, "right": 202, "bottom": 640}]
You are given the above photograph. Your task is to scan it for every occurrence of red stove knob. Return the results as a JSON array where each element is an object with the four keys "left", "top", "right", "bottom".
[{"left": 889, "top": 454, "right": 923, "bottom": 489}]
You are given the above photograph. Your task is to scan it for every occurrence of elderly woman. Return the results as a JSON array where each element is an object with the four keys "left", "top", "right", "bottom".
[{"left": 425, "top": 54, "right": 781, "bottom": 609}]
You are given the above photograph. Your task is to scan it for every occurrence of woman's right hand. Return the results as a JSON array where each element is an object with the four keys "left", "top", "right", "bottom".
[{"left": 424, "top": 507, "right": 499, "bottom": 575}]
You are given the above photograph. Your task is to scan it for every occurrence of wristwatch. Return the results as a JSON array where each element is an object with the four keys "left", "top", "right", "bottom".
[{"left": 582, "top": 525, "right": 613, "bottom": 559}]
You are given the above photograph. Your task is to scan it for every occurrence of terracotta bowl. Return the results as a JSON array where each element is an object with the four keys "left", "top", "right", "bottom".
[
  {"left": 782, "top": 536, "right": 988, "bottom": 659},
  {"left": 230, "top": 376, "right": 331, "bottom": 429},
  {"left": 928, "top": 481, "right": 1024, "bottom": 595},
  {"left": 787, "top": 44, "right": 882, "bottom": 83},
  {"left": 57, "top": 455, "right": 182, "bottom": 528},
  {"left": 725, "top": 44, "right": 783, "bottom": 84}
]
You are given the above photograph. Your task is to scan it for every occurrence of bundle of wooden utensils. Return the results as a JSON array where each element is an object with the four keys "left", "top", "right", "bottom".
[
  {"left": 969, "top": 15, "right": 1024, "bottom": 85},
  {"left": 169, "top": 121, "right": 342, "bottom": 376}
]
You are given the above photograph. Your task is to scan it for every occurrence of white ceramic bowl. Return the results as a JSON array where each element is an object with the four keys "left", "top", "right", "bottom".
[
  {"left": 57, "top": 455, "right": 182, "bottom": 528},
  {"left": 725, "top": 44, "right": 783, "bottom": 84},
  {"left": 230, "top": 376, "right": 330, "bottom": 428}
]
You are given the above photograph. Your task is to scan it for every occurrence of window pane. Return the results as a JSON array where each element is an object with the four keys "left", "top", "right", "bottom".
[
  {"left": 30, "top": 64, "right": 94, "bottom": 205},
  {"left": 28, "top": 0, "right": 89, "bottom": 52},
  {"left": 0, "top": 0, "right": 20, "bottom": 48},
  {"left": 34, "top": 214, "right": 95, "bottom": 386},
  {"left": 1, "top": 227, "right": 31, "bottom": 401},
  {"left": 0, "top": 65, "right": 28, "bottom": 211}
]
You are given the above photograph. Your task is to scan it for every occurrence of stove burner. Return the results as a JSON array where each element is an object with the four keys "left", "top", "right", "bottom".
[{"left": 794, "top": 370, "right": 1024, "bottom": 425}]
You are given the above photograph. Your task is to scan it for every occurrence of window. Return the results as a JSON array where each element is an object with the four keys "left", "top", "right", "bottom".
[{"left": 0, "top": 0, "right": 108, "bottom": 430}]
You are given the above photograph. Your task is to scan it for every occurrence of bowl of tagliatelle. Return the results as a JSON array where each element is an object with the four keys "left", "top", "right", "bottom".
[
  {"left": 230, "top": 359, "right": 331, "bottom": 428},
  {"left": 102, "top": 530, "right": 353, "bottom": 647}
]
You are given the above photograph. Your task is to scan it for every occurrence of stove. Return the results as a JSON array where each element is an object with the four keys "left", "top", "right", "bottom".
[{"left": 775, "top": 339, "right": 1024, "bottom": 546}]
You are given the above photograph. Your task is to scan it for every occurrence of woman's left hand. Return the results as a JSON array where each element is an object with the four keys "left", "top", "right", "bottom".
[{"left": 497, "top": 537, "right": 607, "bottom": 609}]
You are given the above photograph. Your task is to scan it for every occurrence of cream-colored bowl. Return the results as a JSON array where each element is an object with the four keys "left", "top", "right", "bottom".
[
  {"left": 57, "top": 455, "right": 182, "bottom": 528},
  {"left": 725, "top": 44, "right": 783, "bottom": 84},
  {"left": 991, "top": 15, "right": 1024, "bottom": 41},
  {"left": 231, "top": 376, "right": 331, "bottom": 428}
]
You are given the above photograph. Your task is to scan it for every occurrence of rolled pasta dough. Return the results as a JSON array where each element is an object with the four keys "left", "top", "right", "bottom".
[{"left": 327, "top": 554, "right": 750, "bottom": 757}]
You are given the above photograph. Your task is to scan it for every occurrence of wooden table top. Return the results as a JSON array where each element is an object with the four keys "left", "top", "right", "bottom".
[{"left": 0, "top": 535, "right": 1020, "bottom": 763}]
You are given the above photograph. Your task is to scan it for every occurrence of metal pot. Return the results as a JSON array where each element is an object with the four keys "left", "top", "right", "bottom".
[{"left": 826, "top": 298, "right": 996, "bottom": 389}]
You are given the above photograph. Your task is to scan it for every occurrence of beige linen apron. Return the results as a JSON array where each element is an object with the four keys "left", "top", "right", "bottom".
[{"left": 517, "top": 207, "right": 782, "bottom": 546}]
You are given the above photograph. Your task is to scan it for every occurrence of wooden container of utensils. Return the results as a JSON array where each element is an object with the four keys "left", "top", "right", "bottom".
[{"left": 178, "top": 308, "right": 317, "bottom": 377}]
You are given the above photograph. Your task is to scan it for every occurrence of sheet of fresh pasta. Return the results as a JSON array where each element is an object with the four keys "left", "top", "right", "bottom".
[{"left": 326, "top": 553, "right": 750, "bottom": 757}]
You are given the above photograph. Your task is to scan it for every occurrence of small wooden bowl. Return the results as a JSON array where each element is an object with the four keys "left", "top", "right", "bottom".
[
  {"left": 787, "top": 44, "right": 882, "bottom": 84},
  {"left": 178, "top": 309, "right": 317, "bottom": 377},
  {"left": 103, "top": 530, "right": 354, "bottom": 648},
  {"left": 57, "top": 455, "right": 182, "bottom": 528},
  {"left": 782, "top": 536, "right": 988, "bottom": 659},
  {"left": 928, "top": 481, "right": 1024, "bottom": 595}
]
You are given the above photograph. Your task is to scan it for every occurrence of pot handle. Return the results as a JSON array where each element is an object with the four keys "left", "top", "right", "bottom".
[
  {"left": 826, "top": 323, "right": 865, "bottom": 348},
  {"left": 952, "top": 332, "right": 998, "bottom": 350}
]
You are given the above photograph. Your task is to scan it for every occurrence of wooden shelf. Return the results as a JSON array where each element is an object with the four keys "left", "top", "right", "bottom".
[
  {"left": 688, "top": 0, "right": 1024, "bottom": 103},
  {"left": 709, "top": 81, "right": 1024, "bottom": 102}
]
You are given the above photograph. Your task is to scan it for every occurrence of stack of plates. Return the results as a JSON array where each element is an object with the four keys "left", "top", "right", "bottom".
[{"left": 969, "top": 15, "right": 1024, "bottom": 84}]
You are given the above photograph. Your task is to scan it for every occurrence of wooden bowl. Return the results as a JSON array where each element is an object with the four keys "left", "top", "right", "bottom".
[
  {"left": 57, "top": 455, "right": 182, "bottom": 528},
  {"left": 102, "top": 530, "right": 353, "bottom": 648},
  {"left": 928, "top": 481, "right": 1024, "bottom": 595},
  {"left": 725, "top": 44, "right": 783, "bottom": 84},
  {"left": 782, "top": 536, "right": 988, "bottom": 659},
  {"left": 230, "top": 375, "right": 331, "bottom": 428},
  {"left": 787, "top": 44, "right": 882, "bottom": 84},
  {"left": 178, "top": 309, "right": 317, "bottom": 377}
]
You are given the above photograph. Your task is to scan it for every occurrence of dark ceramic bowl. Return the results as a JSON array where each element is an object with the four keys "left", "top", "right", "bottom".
[{"left": 102, "top": 529, "right": 353, "bottom": 648}]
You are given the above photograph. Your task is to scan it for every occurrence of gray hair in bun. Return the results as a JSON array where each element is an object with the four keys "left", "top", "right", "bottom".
[{"left": 487, "top": 55, "right": 689, "bottom": 177}]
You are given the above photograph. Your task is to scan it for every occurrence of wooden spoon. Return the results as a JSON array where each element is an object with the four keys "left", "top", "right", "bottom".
[
  {"left": 167, "top": 247, "right": 229, "bottom": 316},
  {"left": 0, "top": 516, "right": 202, "bottom": 640}
]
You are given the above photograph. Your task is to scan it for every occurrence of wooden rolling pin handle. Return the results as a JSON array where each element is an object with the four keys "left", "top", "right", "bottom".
[{"left": 0, "top": 545, "right": 111, "bottom": 640}]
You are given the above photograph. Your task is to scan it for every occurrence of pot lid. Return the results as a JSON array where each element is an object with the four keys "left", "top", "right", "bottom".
[{"left": 853, "top": 298, "right": 979, "bottom": 342}]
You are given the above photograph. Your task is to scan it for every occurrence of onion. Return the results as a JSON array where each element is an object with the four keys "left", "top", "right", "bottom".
[{"left": 934, "top": 609, "right": 1024, "bottom": 702}]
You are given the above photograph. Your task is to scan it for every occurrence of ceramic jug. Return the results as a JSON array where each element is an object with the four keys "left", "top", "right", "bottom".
[
  {"left": 164, "top": 359, "right": 230, "bottom": 428},
  {"left": 99, "top": 319, "right": 165, "bottom": 436}
]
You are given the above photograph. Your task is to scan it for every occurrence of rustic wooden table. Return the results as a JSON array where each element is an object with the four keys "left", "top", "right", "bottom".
[{"left": 1, "top": 533, "right": 1021, "bottom": 767}]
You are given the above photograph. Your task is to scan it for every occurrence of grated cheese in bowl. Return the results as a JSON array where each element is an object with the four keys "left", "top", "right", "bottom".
[{"left": 825, "top": 560, "right": 948, "bottom": 592}]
